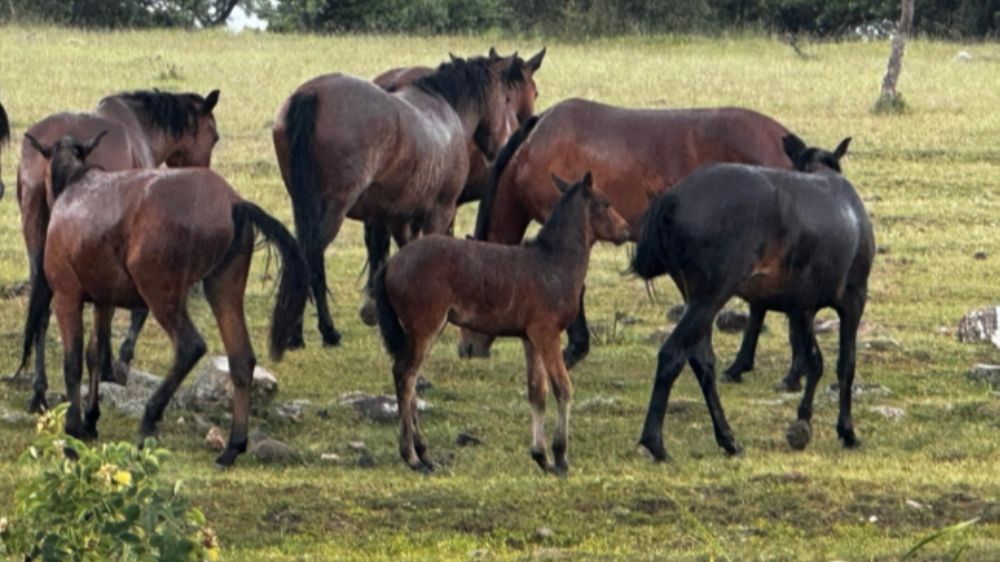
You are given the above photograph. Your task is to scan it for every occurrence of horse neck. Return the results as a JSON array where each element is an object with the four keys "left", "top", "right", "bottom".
[
  {"left": 50, "top": 160, "right": 91, "bottom": 200},
  {"left": 95, "top": 97, "right": 170, "bottom": 166},
  {"left": 533, "top": 193, "right": 593, "bottom": 271},
  {"left": 403, "top": 85, "right": 482, "bottom": 147}
]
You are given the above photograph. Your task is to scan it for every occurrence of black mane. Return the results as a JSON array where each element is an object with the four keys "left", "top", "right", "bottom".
[
  {"left": 113, "top": 89, "right": 206, "bottom": 138},
  {"left": 529, "top": 182, "right": 588, "bottom": 255},
  {"left": 414, "top": 56, "right": 495, "bottom": 111},
  {"left": 0, "top": 101, "right": 9, "bottom": 144}
]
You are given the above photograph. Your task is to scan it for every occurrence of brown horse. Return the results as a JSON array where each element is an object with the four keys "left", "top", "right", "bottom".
[
  {"left": 360, "top": 48, "right": 545, "bottom": 325},
  {"left": 375, "top": 169, "right": 630, "bottom": 474},
  {"left": 0, "top": 99, "right": 9, "bottom": 198},
  {"left": 20, "top": 132, "right": 307, "bottom": 467},
  {"left": 274, "top": 55, "right": 517, "bottom": 348},
  {"left": 463, "top": 98, "right": 796, "bottom": 369},
  {"left": 17, "top": 89, "right": 221, "bottom": 413}
]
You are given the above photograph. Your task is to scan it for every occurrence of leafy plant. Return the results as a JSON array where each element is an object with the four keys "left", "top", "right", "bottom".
[{"left": 0, "top": 404, "right": 219, "bottom": 562}]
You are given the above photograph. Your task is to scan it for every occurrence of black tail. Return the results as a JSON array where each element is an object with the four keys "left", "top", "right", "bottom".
[
  {"left": 17, "top": 266, "right": 53, "bottom": 376},
  {"left": 282, "top": 93, "right": 328, "bottom": 306},
  {"left": 473, "top": 114, "right": 540, "bottom": 240},
  {"left": 630, "top": 194, "right": 678, "bottom": 280},
  {"left": 231, "top": 202, "right": 309, "bottom": 361},
  {"left": 374, "top": 264, "right": 407, "bottom": 363},
  {"left": 0, "top": 101, "right": 9, "bottom": 144}
]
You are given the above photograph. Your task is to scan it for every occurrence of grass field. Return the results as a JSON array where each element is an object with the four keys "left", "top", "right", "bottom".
[{"left": 1, "top": 27, "right": 1000, "bottom": 561}]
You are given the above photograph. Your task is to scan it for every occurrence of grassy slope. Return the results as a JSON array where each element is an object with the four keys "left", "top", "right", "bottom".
[{"left": 1, "top": 28, "right": 999, "bottom": 560}]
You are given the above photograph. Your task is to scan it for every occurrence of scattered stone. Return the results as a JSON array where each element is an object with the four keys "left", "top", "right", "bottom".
[
  {"left": 0, "top": 407, "right": 34, "bottom": 425},
  {"left": 967, "top": 364, "right": 1000, "bottom": 388},
  {"left": 906, "top": 499, "right": 927, "bottom": 510},
  {"left": 825, "top": 382, "right": 892, "bottom": 399},
  {"left": 955, "top": 50, "right": 973, "bottom": 63},
  {"left": 957, "top": 306, "right": 1000, "bottom": 348},
  {"left": 576, "top": 396, "right": 619, "bottom": 413},
  {"left": 204, "top": 426, "right": 226, "bottom": 451},
  {"left": 250, "top": 438, "right": 298, "bottom": 464},
  {"left": 347, "top": 441, "right": 367, "bottom": 451},
  {"left": 177, "top": 356, "right": 279, "bottom": 411},
  {"left": 456, "top": 432, "right": 483, "bottom": 447},
  {"left": 666, "top": 304, "right": 686, "bottom": 323},
  {"left": 274, "top": 399, "right": 312, "bottom": 423},
  {"left": 416, "top": 376, "right": 433, "bottom": 394},
  {"left": 862, "top": 338, "right": 901, "bottom": 352},
  {"left": 81, "top": 369, "right": 164, "bottom": 418},
  {"left": 320, "top": 453, "right": 341, "bottom": 462},
  {"left": 868, "top": 515, "right": 879, "bottom": 523},
  {"left": 715, "top": 309, "right": 750, "bottom": 333},
  {"left": 868, "top": 405, "right": 905, "bottom": 421},
  {"left": 647, "top": 327, "right": 672, "bottom": 345},
  {"left": 339, "top": 392, "right": 429, "bottom": 423},
  {"left": 535, "top": 527, "right": 554, "bottom": 540},
  {"left": 814, "top": 319, "right": 839, "bottom": 334},
  {"left": 974, "top": 250, "right": 989, "bottom": 261}
]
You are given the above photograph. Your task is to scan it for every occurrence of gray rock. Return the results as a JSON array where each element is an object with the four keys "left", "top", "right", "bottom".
[
  {"left": 825, "top": 382, "right": 892, "bottom": 399},
  {"left": 967, "top": 364, "right": 1000, "bottom": 388},
  {"left": 868, "top": 405, "right": 905, "bottom": 421},
  {"left": 666, "top": 304, "right": 686, "bottom": 323},
  {"left": 204, "top": 426, "right": 226, "bottom": 451},
  {"left": 339, "top": 392, "right": 429, "bottom": 423},
  {"left": 535, "top": 527, "right": 554, "bottom": 540},
  {"left": 957, "top": 306, "right": 1000, "bottom": 348},
  {"left": 0, "top": 407, "right": 34, "bottom": 425},
  {"left": 81, "top": 369, "right": 164, "bottom": 419},
  {"left": 176, "top": 356, "right": 279, "bottom": 411},
  {"left": 274, "top": 399, "right": 312, "bottom": 423},
  {"left": 814, "top": 319, "right": 840, "bottom": 334},
  {"left": 715, "top": 309, "right": 749, "bottom": 333},
  {"left": 250, "top": 438, "right": 298, "bottom": 464},
  {"left": 456, "top": 432, "right": 483, "bottom": 447},
  {"left": 862, "top": 338, "right": 901, "bottom": 352}
]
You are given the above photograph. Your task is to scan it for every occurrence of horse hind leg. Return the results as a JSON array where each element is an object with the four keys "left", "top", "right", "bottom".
[
  {"left": 394, "top": 334, "right": 435, "bottom": 473},
  {"left": 52, "top": 293, "right": 86, "bottom": 439},
  {"left": 785, "top": 309, "right": 823, "bottom": 450},
  {"left": 83, "top": 306, "right": 114, "bottom": 439},
  {"left": 359, "top": 221, "right": 391, "bottom": 327},
  {"left": 562, "top": 286, "right": 590, "bottom": 369},
  {"left": 721, "top": 302, "right": 766, "bottom": 384},
  {"left": 309, "top": 201, "right": 351, "bottom": 347},
  {"left": 834, "top": 292, "right": 866, "bottom": 449},
  {"left": 203, "top": 245, "right": 255, "bottom": 467},
  {"left": 26, "top": 255, "right": 52, "bottom": 414},
  {"left": 116, "top": 307, "right": 149, "bottom": 376},
  {"left": 689, "top": 335, "right": 742, "bottom": 456}
]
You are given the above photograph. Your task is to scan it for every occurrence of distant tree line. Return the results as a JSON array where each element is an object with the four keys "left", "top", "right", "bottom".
[{"left": 3, "top": 0, "right": 999, "bottom": 37}]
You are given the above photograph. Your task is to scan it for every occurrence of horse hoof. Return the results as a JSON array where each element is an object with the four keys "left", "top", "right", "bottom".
[
  {"left": 214, "top": 450, "right": 242, "bottom": 468},
  {"left": 358, "top": 301, "right": 378, "bottom": 327},
  {"left": 286, "top": 333, "right": 305, "bottom": 350},
  {"left": 530, "top": 448, "right": 551, "bottom": 472},
  {"left": 550, "top": 460, "right": 570, "bottom": 478},
  {"left": 786, "top": 420, "right": 812, "bottom": 450},
  {"left": 26, "top": 395, "right": 48, "bottom": 414},
  {"left": 637, "top": 436, "right": 670, "bottom": 462},
  {"left": 838, "top": 427, "right": 861, "bottom": 449},
  {"left": 112, "top": 361, "right": 130, "bottom": 384},
  {"left": 720, "top": 371, "right": 743, "bottom": 384},
  {"left": 321, "top": 328, "right": 342, "bottom": 347},
  {"left": 774, "top": 379, "right": 802, "bottom": 393},
  {"left": 724, "top": 442, "right": 744, "bottom": 457}
]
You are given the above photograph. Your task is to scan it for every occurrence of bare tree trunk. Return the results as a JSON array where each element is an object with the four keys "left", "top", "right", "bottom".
[
  {"left": 879, "top": 0, "right": 915, "bottom": 100},
  {"left": 199, "top": 0, "right": 242, "bottom": 27}
]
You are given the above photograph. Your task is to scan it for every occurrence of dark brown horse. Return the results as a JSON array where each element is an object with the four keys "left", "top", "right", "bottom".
[
  {"left": 274, "top": 55, "right": 517, "bottom": 347},
  {"left": 463, "top": 98, "right": 797, "bottom": 369},
  {"left": 631, "top": 135, "right": 873, "bottom": 461},
  {"left": 20, "top": 132, "right": 307, "bottom": 467},
  {"left": 0, "top": 99, "right": 9, "bottom": 198},
  {"left": 376, "top": 169, "right": 630, "bottom": 474},
  {"left": 17, "top": 89, "right": 221, "bottom": 413},
  {"left": 359, "top": 48, "right": 545, "bottom": 325}
]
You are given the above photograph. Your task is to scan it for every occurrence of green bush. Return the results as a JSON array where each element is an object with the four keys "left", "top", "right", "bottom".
[{"left": 0, "top": 405, "right": 218, "bottom": 562}]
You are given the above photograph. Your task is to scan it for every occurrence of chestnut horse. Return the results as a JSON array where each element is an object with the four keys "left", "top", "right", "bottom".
[
  {"left": 376, "top": 170, "right": 630, "bottom": 474},
  {"left": 20, "top": 132, "right": 307, "bottom": 467},
  {"left": 0, "top": 99, "right": 9, "bottom": 198},
  {"left": 631, "top": 135, "right": 873, "bottom": 461},
  {"left": 274, "top": 55, "right": 517, "bottom": 347},
  {"left": 17, "top": 89, "right": 221, "bottom": 413},
  {"left": 360, "top": 47, "right": 545, "bottom": 325},
  {"left": 464, "top": 98, "right": 797, "bottom": 370}
]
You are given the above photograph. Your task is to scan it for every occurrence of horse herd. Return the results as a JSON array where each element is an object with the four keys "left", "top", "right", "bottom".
[{"left": 0, "top": 47, "right": 873, "bottom": 474}]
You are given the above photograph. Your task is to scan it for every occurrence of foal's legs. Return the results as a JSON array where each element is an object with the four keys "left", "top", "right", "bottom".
[
  {"left": 204, "top": 247, "right": 255, "bottom": 467},
  {"left": 522, "top": 337, "right": 552, "bottom": 472},
  {"left": 117, "top": 307, "right": 149, "bottom": 367},
  {"left": 835, "top": 291, "right": 866, "bottom": 448},
  {"left": 688, "top": 335, "right": 741, "bottom": 455},
  {"left": 721, "top": 302, "right": 766, "bottom": 383},
  {"left": 784, "top": 309, "right": 824, "bottom": 450},
  {"left": 537, "top": 330, "right": 574, "bottom": 475},
  {"left": 393, "top": 332, "right": 436, "bottom": 472},
  {"left": 359, "top": 221, "right": 391, "bottom": 327},
  {"left": 82, "top": 306, "right": 114, "bottom": 439},
  {"left": 562, "top": 286, "right": 590, "bottom": 369},
  {"left": 52, "top": 293, "right": 86, "bottom": 439},
  {"left": 639, "top": 299, "right": 722, "bottom": 461}
]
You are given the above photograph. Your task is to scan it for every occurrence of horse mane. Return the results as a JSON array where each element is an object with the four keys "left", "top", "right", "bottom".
[
  {"left": 112, "top": 89, "right": 206, "bottom": 138},
  {"left": 473, "top": 114, "right": 541, "bottom": 240},
  {"left": 527, "top": 182, "right": 587, "bottom": 255},
  {"left": 0, "top": 101, "right": 9, "bottom": 144},
  {"left": 414, "top": 56, "right": 499, "bottom": 111}
]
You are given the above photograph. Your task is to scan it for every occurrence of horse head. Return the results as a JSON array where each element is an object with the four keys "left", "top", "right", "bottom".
[
  {"left": 164, "top": 89, "right": 221, "bottom": 168},
  {"left": 551, "top": 171, "right": 631, "bottom": 246},
  {"left": 783, "top": 134, "right": 851, "bottom": 174},
  {"left": 492, "top": 47, "right": 546, "bottom": 123},
  {"left": 24, "top": 131, "right": 107, "bottom": 199}
]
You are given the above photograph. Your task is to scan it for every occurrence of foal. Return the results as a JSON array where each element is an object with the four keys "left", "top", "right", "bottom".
[
  {"left": 631, "top": 135, "right": 874, "bottom": 460},
  {"left": 376, "top": 172, "right": 630, "bottom": 474},
  {"left": 21, "top": 133, "right": 308, "bottom": 467}
]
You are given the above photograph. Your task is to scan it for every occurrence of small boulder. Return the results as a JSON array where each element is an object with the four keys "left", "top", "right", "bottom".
[
  {"left": 715, "top": 309, "right": 750, "bottom": 333},
  {"left": 0, "top": 407, "right": 34, "bottom": 425},
  {"left": 177, "top": 356, "right": 279, "bottom": 412},
  {"left": 339, "top": 392, "right": 429, "bottom": 423},
  {"left": 957, "top": 306, "right": 1000, "bottom": 349},
  {"left": 204, "top": 426, "right": 226, "bottom": 451},
  {"left": 274, "top": 399, "right": 312, "bottom": 423},
  {"left": 81, "top": 369, "right": 164, "bottom": 419},
  {"left": 967, "top": 364, "right": 1000, "bottom": 388},
  {"left": 814, "top": 319, "right": 839, "bottom": 334},
  {"left": 250, "top": 438, "right": 298, "bottom": 464}
]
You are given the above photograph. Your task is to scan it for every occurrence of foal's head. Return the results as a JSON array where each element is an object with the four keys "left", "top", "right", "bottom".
[
  {"left": 24, "top": 131, "right": 107, "bottom": 199},
  {"left": 550, "top": 172, "right": 631, "bottom": 246},
  {"left": 783, "top": 134, "right": 851, "bottom": 174}
]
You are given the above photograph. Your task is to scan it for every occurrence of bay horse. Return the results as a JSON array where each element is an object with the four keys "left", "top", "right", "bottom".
[
  {"left": 360, "top": 47, "right": 545, "bottom": 325},
  {"left": 375, "top": 170, "right": 631, "bottom": 474},
  {"left": 273, "top": 55, "right": 517, "bottom": 348},
  {"left": 20, "top": 132, "right": 307, "bottom": 467},
  {"left": 16, "top": 89, "right": 221, "bottom": 413},
  {"left": 463, "top": 99, "right": 801, "bottom": 370},
  {"left": 0, "top": 99, "right": 9, "bottom": 198},
  {"left": 630, "top": 135, "right": 874, "bottom": 461}
]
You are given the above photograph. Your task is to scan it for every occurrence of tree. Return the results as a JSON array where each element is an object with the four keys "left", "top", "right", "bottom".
[
  {"left": 875, "top": 0, "right": 914, "bottom": 113},
  {"left": 1, "top": 0, "right": 265, "bottom": 28}
]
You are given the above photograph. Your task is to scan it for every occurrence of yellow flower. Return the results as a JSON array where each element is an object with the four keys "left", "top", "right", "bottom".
[
  {"left": 113, "top": 470, "right": 133, "bottom": 487},
  {"left": 205, "top": 546, "right": 220, "bottom": 562}
]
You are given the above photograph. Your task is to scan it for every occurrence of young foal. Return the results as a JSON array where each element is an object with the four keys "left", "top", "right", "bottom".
[
  {"left": 631, "top": 135, "right": 874, "bottom": 460},
  {"left": 21, "top": 133, "right": 308, "bottom": 467},
  {"left": 376, "top": 172, "right": 630, "bottom": 474}
]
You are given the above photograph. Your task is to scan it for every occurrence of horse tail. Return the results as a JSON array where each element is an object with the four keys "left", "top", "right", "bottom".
[
  {"left": 630, "top": 194, "right": 678, "bottom": 280},
  {"left": 282, "top": 92, "right": 328, "bottom": 305},
  {"left": 17, "top": 265, "right": 53, "bottom": 376},
  {"left": 473, "top": 114, "right": 540, "bottom": 240},
  {"left": 0, "top": 101, "right": 10, "bottom": 144},
  {"left": 231, "top": 202, "right": 310, "bottom": 361},
  {"left": 374, "top": 264, "right": 408, "bottom": 363}
]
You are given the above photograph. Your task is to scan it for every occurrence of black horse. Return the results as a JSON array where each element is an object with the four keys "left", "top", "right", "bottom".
[
  {"left": 631, "top": 134, "right": 874, "bottom": 461},
  {"left": 0, "top": 99, "right": 9, "bottom": 198}
]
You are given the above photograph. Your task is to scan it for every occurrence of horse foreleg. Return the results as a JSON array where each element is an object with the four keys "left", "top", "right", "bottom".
[
  {"left": 689, "top": 335, "right": 741, "bottom": 456},
  {"left": 538, "top": 331, "right": 573, "bottom": 476},
  {"left": 359, "top": 222, "right": 391, "bottom": 327},
  {"left": 562, "top": 285, "right": 589, "bottom": 369},
  {"left": 117, "top": 307, "right": 149, "bottom": 370},
  {"left": 787, "top": 309, "right": 822, "bottom": 450},
  {"left": 53, "top": 294, "right": 86, "bottom": 440},
  {"left": 522, "top": 337, "right": 551, "bottom": 473},
  {"left": 721, "top": 302, "right": 766, "bottom": 383}
]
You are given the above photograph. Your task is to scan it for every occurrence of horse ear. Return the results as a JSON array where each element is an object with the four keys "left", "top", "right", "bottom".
[
  {"left": 527, "top": 47, "right": 546, "bottom": 71},
  {"left": 550, "top": 172, "right": 572, "bottom": 194},
  {"left": 582, "top": 171, "right": 593, "bottom": 190},
  {"left": 202, "top": 89, "right": 220, "bottom": 115},
  {"left": 24, "top": 133, "right": 53, "bottom": 159},
  {"left": 505, "top": 61, "right": 524, "bottom": 83},
  {"left": 449, "top": 52, "right": 461, "bottom": 63},
  {"left": 834, "top": 137, "right": 852, "bottom": 160},
  {"left": 488, "top": 46, "right": 500, "bottom": 59},
  {"left": 82, "top": 130, "right": 108, "bottom": 159},
  {"left": 782, "top": 134, "right": 807, "bottom": 160}
]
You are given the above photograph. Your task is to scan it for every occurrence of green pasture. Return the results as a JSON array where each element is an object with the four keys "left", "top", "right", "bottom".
[{"left": 1, "top": 27, "right": 999, "bottom": 560}]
